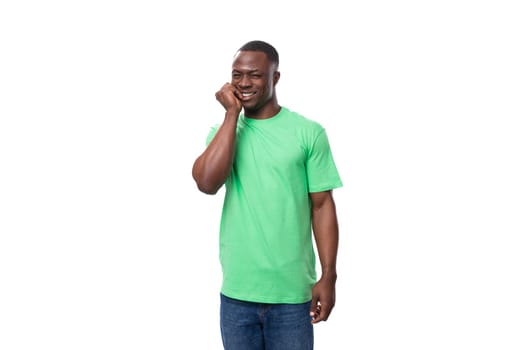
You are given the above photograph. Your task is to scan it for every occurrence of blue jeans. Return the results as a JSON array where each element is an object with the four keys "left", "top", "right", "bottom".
[{"left": 220, "top": 293, "right": 313, "bottom": 350}]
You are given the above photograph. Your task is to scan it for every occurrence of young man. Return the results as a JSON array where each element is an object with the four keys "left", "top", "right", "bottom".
[{"left": 192, "top": 40, "right": 343, "bottom": 349}]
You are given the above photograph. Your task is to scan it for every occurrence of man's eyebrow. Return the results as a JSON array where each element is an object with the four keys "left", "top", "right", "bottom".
[{"left": 232, "top": 68, "right": 261, "bottom": 73}]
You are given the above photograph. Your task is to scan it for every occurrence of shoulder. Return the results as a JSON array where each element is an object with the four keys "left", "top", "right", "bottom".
[
  {"left": 281, "top": 106, "right": 317, "bottom": 125},
  {"left": 282, "top": 107, "right": 324, "bottom": 131}
]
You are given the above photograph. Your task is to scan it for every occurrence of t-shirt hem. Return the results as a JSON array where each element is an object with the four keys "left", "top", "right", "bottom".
[
  {"left": 221, "top": 289, "right": 312, "bottom": 304},
  {"left": 309, "top": 182, "right": 343, "bottom": 193}
]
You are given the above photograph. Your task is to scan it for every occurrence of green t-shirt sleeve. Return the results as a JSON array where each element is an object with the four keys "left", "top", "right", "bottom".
[
  {"left": 306, "top": 128, "right": 343, "bottom": 192},
  {"left": 205, "top": 125, "right": 220, "bottom": 146}
]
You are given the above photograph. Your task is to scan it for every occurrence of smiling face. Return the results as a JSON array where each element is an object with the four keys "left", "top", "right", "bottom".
[{"left": 231, "top": 50, "right": 281, "bottom": 118}]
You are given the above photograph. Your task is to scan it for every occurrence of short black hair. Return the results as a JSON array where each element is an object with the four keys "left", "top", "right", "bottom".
[{"left": 238, "top": 40, "right": 279, "bottom": 67}]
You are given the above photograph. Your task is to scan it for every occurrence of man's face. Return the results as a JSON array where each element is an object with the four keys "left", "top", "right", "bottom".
[{"left": 231, "top": 50, "right": 279, "bottom": 112}]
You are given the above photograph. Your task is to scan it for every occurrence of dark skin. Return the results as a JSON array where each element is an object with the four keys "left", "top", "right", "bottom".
[{"left": 192, "top": 50, "right": 339, "bottom": 324}]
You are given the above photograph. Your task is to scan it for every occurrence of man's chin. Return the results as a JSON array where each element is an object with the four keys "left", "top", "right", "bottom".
[{"left": 241, "top": 102, "right": 257, "bottom": 112}]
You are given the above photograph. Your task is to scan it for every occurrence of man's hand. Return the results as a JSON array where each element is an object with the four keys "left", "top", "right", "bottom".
[
  {"left": 215, "top": 83, "right": 242, "bottom": 114},
  {"left": 310, "top": 274, "right": 336, "bottom": 324}
]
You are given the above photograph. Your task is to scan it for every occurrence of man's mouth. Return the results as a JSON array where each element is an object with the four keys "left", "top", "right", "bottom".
[{"left": 241, "top": 92, "right": 256, "bottom": 100}]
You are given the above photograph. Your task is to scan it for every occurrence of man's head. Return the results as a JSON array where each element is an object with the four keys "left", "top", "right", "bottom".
[
  {"left": 238, "top": 40, "right": 279, "bottom": 68},
  {"left": 231, "top": 40, "right": 281, "bottom": 118}
]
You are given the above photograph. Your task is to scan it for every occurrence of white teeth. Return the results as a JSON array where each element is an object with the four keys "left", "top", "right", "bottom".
[{"left": 242, "top": 92, "right": 255, "bottom": 96}]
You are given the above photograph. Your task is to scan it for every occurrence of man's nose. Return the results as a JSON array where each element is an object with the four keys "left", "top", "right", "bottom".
[{"left": 239, "top": 75, "right": 251, "bottom": 87}]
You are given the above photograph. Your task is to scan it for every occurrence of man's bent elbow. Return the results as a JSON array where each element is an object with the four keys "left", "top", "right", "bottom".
[
  {"left": 195, "top": 180, "right": 221, "bottom": 195},
  {"left": 192, "top": 165, "right": 224, "bottom": 194}
]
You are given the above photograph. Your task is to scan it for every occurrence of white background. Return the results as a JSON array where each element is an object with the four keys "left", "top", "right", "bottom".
[{"left": 1, "top": 0, "right": 524, "bottom": 349}]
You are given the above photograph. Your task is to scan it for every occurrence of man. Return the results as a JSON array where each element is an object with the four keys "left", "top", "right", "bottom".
[{"left": 192, "top": 40, "right": 343, "bottom": 349}]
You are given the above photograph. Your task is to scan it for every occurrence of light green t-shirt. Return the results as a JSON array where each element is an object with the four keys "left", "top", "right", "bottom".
[{"left": 206, "top": 107, "right": 342, "bottom": 303}]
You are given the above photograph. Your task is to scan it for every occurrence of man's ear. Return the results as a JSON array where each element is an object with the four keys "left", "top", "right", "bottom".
[{"left": 273, "top": 71, "right": 281, "bottom": 85}]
